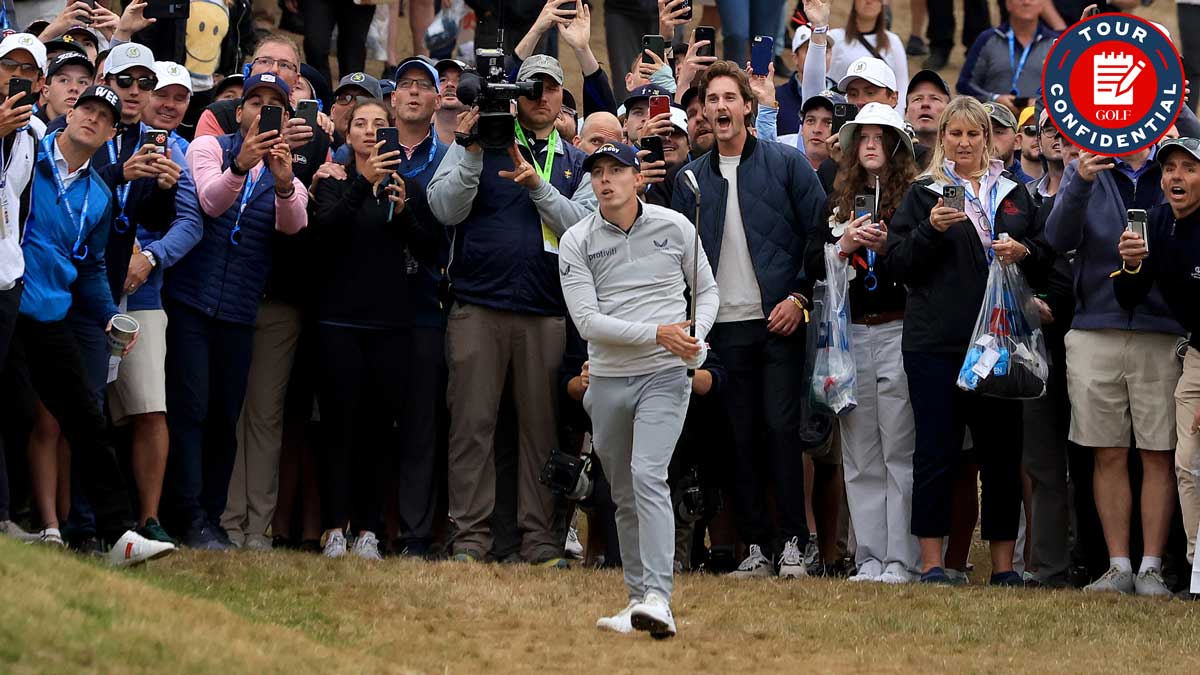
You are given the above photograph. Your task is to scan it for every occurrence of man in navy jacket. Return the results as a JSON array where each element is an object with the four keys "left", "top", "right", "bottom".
[
  {"left": 427, "top": 54, "right": 585, "bottom": 566},
  {"left": 672, "top": 61, "right": 826, "bottom": 580}
]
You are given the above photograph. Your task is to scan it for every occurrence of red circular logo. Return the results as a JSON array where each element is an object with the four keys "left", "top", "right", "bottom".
[{"left": 1068, "top": 40, "right": 1158, "bottom": 130}]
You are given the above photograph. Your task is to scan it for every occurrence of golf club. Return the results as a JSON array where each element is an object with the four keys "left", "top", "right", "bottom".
[{"left": 682, "top": 169, "right": 701, "bottom": 377}]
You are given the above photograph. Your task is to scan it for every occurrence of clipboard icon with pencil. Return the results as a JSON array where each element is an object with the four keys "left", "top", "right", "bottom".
[{"left": 1093, "top": 52, "right": 1145, "bottom": 106}]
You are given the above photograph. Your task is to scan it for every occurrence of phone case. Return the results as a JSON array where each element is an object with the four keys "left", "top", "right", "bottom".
[{"left": 750, "top": 36, "right": 773, "bottom": 75}]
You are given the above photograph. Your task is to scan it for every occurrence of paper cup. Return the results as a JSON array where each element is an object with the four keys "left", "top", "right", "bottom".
[{"left": 108, "top": 314, "right": 140, "bottom": 357}]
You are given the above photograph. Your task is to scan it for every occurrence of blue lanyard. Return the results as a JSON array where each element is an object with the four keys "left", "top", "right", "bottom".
[
  {"left": 1007, "top": 30, "right": 1034, "bottom": 96},
  {"left": 864, "top": 249, "right": 878, "bottom": 291},
  {"left": 400, "top": 133, "right": 438, "bottom": 179},
  {"left": 229, "top": 168, "right": 262, "bottom": 246},
  {"left": 106, "top": 137, "right": 132, "bottom": 233},
  {"left": 950, "top": 168, "right": 1001, "bottom": 262},
  {"left": 42, "top": 132, "right": 91, "bottom": 260}
]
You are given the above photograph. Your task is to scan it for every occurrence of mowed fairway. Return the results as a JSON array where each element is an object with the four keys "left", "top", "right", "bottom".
[{"left": 1, "top": 536, "right": 1198, "bottom": 674}]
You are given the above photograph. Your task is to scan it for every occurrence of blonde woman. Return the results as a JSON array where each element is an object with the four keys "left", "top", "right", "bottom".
[{"left": 887, "top": 96, "right": 1048, "bottom": 586}]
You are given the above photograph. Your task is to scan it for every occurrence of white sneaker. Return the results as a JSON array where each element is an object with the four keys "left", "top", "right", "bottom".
[
  {"left": 244, "top": 534, "right": 273, "bottom": 551},
  {"left": 878, "top": 561, "right": 913, "bottom": 584},
  {"left": 565, "top": 526, "right": 584, "bottom": 559},
  {"left": 351, "top": 531, "right": 383, "bottom": 560},
  {"left": 728, "top": 544, "right": 773, "bottom": 579},
  {"left": 596, "top": 598, "right": 639, "bottom": 634},
  {"left": 0, "top": 520, "right": 39, "bottom": 542},
  {"left": 108, "top": 530, "right": 176, "bottom": 566},
  {"left": 849, "top": 559, "right": 884, "bottom": 582},
  {"left": 778, "top": 536, "right": 807, "bottom": 579},
  {"left": 32, "top": 528, "right": 65, "bottom": 547},
  {"left": 630, "top": 592, "right": 676, "bottom": 639},
  {"left": 323, "top": 530, "right": 348, "bottom": 559}
]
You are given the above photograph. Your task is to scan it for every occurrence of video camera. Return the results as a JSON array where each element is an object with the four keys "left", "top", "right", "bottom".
[
  {"left": 456, "top": 36, "right": 543, "bottom": 149},
  {"left": 540, "top": 447, "right": 593, "bottom": 501}
]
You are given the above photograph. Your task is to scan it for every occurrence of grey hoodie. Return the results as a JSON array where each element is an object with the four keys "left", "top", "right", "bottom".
[{"left": 558, "top": 202, "right": 720, "bottom": 377}]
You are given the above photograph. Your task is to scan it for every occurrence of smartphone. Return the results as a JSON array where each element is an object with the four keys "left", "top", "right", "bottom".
[
  {"left": 143, "top": 1, "right": 191, "bottom": 20},
  {"left": 640, "top": 135, "right": 664, "bottom": 164},
  {"left": 258, "top": 105, "right": 283, "bottom": 135},
  {"left": 295, "top": 99, "right": 319, "bottom": 129},
  {"left": 694, "top": 26, "right": 716, "bottom": 58},
  {"left": 854, "top": 195, "right": 874, "bottom": 225},
  {"left": 81, "top": 0, "right": 95, "bottom": 24},
  {"left": 831, "top": 103, "right": 858, "bottom": 133},
  {"left": 642, "top": 35, "right": 666, "bottom": 65},
  {"left": 7, "top": 77, "right": 36, "bottom": 107},
  {"left": 750, "top": 35, "right": 774, "bottom": 76},
  {"left": 649, "top": 94, "right": 671, "bottom": 120},
  {"left": 142, "top": 128, "right": 169, "bottom": 154},
  {"left": 678, "top": 0, "right": 693, "bottom": 22},
  {"left": 943, "top": 185, "right": 965, "bottom": 212},
  {"left": 1127, "top": 208, "right": 1148, "bottom": 252},
  {"left": 377, "top": 127, "right": 401, "bottom": 157},
  {"left": 560, "top": 1, "right": 577, "bottom": 11}
]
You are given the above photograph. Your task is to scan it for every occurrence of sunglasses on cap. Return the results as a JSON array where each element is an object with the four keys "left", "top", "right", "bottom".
[
  {"left": 334, "top": 93, "right": 374, "bottom": 106},
  {"left": 112, "top": 74, "right": 159, "bottom": 91}
]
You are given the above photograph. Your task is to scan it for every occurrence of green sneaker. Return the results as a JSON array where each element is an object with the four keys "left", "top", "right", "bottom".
[
  {"left": 137, "top": 518, "right": 176, "bottom": 545},
  {"left": 536, "top": 557, "right": 571, "bottom": 570},
  {"left": 451, "top": 551, "right": 481, "bottom": 563}
]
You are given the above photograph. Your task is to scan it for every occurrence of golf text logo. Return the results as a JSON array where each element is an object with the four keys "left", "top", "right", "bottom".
[{"left": 1042, "top": 14, "right": 1183, "bottom": 156}]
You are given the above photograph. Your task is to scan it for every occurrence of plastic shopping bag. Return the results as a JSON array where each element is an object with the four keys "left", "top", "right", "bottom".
[
  {"left": 956, "top": 250, "right": 1050, "bottom": 399},
  {"left": 810, "top": 244, "right": 857, "bottom": 416}
]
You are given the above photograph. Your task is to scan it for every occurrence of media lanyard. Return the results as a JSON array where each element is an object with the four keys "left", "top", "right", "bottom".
[
  {"left": 950, "top": 167, "right": 1001, "bottom": 263},
  {"left": 106, "top": 135, "right": 133, "bottom": 234},
  {"left": 229, "top": 168, "right": 263, "bottom": 246},
  {"left": 1007, "top": 30, "right": 1034, "bottom": 96},
  {"left": 42, "top": 132, "right": 92, "bottom": 260},
  {"left": 514, "top": 123, "right": 562, "bottom": 253}
]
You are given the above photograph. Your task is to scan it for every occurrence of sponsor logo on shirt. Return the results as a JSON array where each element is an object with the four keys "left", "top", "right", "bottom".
[{"left": 588, "top": 246, "right": 617, "bottom": 261}]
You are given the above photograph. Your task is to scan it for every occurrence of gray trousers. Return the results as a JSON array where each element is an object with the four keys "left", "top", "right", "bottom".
[{"left": 585, "top": 367, "right": 691, "bottom": 602}]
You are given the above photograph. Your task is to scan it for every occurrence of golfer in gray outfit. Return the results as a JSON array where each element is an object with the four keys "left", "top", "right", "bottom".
[{"left": 558, "top": 143, "right": 719, "bottom": 639}]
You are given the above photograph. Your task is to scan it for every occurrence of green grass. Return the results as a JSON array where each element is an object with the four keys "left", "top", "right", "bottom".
[{"left": 4, "top": 536, "right": 1200, "bottom": 673}]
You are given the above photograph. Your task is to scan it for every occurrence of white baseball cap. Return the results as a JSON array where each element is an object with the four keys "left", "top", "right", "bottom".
[
  {"left": 669, "top": 106, "right": 688, "bottom": 135},
  {"left": 107, "top": 42, "right": 156, "bottom": 75},
  {"left": 0, "top": 33, "right": 48, "bottom": 72},
  {"left": 154, "top": 61, "right": 193, "bottom": 93},
  {"left": 838, "top": 56, "right": 897, "bottom": 93},
  {"left": 792, "top": 25, "right": 812, "bottom": 52}
]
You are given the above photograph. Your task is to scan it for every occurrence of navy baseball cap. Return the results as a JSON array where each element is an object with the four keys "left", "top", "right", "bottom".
[
  {"left": 802, "top": 90, "right": 846, "bottom": 114},
  {"left": 908, "top": 69, "right": 951, "bottom": 98},
  {"left": 241, "top": 73, "right": 292, "bottom": 107},
  {"left": 47, "top": 51, "right": 96, "bottom": 79},
  {"left": 335, "top": 71, "right": 383, "bottom": 99},
  {"left": 75, "top": 84, "right": 122, "bottom": 124},
  {"left": 583, "top": 142, "right": 641, "bottom": 172},
  {"left": 622, "top": 84, "right": 669, "bottom": 109},
  {"left": 394, "top": 56, "right": 440, "bottom": 88}
]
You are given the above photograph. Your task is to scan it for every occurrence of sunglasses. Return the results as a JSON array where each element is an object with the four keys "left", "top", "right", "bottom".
[
  {"left": 112, "top": 74, "right": 158, "bottom": 91},
  {"left": 334, "top": 93, "right": 374, "bottom": 106},
  {"left": 1021, "top": 125, "right": 1039, "bottom": 137}
]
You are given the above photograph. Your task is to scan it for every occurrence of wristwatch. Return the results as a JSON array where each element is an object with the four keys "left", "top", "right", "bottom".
[
  {"left": 229, "top": 156, "right": 248, "bottom": 176},
  {"left": 141, "top": 249, "right": 157, "bottom": 268}
]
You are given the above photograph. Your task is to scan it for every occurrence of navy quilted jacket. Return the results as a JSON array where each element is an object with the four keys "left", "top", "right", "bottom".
[
  {"left": 164, "top": 133, "right": 279, "bottom": 326},
  {"left": 671, "top": 134, "right": 826, "bottom": 315}
]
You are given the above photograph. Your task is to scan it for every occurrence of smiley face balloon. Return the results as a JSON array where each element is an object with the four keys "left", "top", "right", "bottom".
[{"left": 186, "top": 0, "right": 229, "bottom": 77}]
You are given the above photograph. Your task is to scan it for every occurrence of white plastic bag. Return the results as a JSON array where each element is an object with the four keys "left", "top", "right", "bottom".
[{"left": 810, "top": 244, "right": 857, "bottom": 416}]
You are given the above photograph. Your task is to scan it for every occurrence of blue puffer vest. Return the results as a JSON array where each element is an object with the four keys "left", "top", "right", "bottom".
[{"left": 164, "top": 133, "right": 278, "bottom": 326}]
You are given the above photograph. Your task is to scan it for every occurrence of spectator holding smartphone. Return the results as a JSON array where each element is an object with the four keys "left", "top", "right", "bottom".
[
  {"left": 803, "top": 102, "right": 922, "bottom": 583},
  {"left": 888, "top": 96, "right": 1046, "bottom": 587},
  {"left": 163, "top": 73, "right": 307, "bottom": 549}
]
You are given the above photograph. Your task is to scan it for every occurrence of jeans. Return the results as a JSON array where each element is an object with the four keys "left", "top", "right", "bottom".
[
  {"left": 0, "top": 284, "right": 21, "bottom": 521},
  {"left": 604, "top": 5, "right": 659, "bottom": 95},
  {"left": 298, "top": 0, "right": 376, "bottom": 86},
  {"left": 716, "top": 0, "right": 787, "bottom": 64},
  {"left": 164, "top": 300, "right": 256, "bottom": 533}
]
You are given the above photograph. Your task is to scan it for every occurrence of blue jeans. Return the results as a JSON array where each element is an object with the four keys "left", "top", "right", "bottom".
[
  {"left": 716, "top": 0, "right": 787, "bottom": 64},
  {"left": 164, "top": 301, "right": 255, "bottom": 533}
]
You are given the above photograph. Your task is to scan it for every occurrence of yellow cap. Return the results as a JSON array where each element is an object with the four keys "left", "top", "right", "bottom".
[{"left": 1017, "top": 106, "right": 1036, "bottom": 128}]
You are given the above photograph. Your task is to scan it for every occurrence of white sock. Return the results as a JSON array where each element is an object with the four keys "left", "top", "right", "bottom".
[
  {"left": 1110, "top": 556, "right": 1133, "bottom": 573},
  {"left": 1138, "top": 556, "right": 1162, "bottom": 574}
]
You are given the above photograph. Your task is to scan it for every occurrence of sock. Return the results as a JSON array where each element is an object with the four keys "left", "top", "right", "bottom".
[
  {"left": 1110, "top": 556, "right": 1133, "bottom": 573},
  {"left": 1138, "top": 556, "right": 1162, "bottom": 574}
]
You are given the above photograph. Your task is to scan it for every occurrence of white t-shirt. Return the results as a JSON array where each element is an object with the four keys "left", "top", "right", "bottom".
[{"left": 715, "top": 154, "right": 765, "bottom": 323}]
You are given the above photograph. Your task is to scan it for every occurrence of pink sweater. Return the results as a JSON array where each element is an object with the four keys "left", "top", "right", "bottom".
[{"left": 186, "top": 134, "right": 308, "bottom": 234}]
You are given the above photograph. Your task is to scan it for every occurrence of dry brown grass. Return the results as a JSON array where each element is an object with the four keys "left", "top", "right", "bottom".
[{"left": 3, "top": 535, "right": 1200, "bottom": 674}]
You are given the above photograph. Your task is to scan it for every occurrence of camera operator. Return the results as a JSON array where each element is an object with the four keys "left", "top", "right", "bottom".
[
  {"left": 559, "top": 142, "right": 719, "bottom": 638},
  {"left": 672, "top": 61, "right": 826, "bottom": 580},
  {"left": 426, "top": 54, "right": 586, "bottom": 567}
]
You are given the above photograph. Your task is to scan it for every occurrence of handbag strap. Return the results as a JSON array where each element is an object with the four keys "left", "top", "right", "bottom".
[{"left": 855, "top": 34, "right": 884, "bottom": 62}]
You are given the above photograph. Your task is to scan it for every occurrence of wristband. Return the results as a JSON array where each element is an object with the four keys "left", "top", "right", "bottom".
[
  {"left": 812, "top": 25, "right": 829, "bottom": 35},
  {"left": 275, "top": 184, "right": 296, "bottom": 199},
  {"left": 230, "top": 156, "right": 248, "bottom": 176}
]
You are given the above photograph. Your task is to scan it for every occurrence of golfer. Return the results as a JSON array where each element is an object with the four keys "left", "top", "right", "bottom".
[{"left": 558, "top": 142, "right": 719, "bottom": 639}]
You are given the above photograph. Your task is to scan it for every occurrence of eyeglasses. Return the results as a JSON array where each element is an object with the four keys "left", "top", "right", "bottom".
[
  {"left": 560, "top": 106, "right": 577, "bottom": 120},
  {"left": 1021, "top": 125, "right": 1039, "bottom": 137},
  {"left": 1040, "top": 125, "right": 1062, "bottom": 139},
  {"left": 334, "top": 93, "right": 374, "bottom": 106},
  {"left": 252, "top": 56, "right": 299, "bottom": 74},
  {"left": 0, "top": 58, "right": 40, "bottom": 77},
  {"left": 395, "top": 78, "right": 435, "bottom": 91},
  {"left": 112, "top": 74, "right": 158, "bottom": 91}
]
